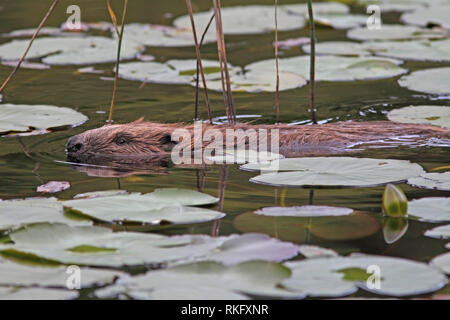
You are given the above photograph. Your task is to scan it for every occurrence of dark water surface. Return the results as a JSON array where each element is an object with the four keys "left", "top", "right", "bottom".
[{"left": 0, "top": 0, "right": 449, "bottom": 298}]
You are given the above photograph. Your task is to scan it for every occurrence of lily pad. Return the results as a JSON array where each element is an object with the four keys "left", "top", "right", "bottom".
[
  {"left": 0, "top": 104, "right": 88, "bottom": 135},
  {"left": 431, "top": 252, "right": 450, "bottom": 275},
  {"left": 173, "top": 5, "right": 306, "bottom": 35},
  {"left": 246, "top": 56, "right": 407, "bottom": 82},
  {"left": 425, "top": 224, "right": 450, "bottom": 239},
  {"left": 0, "top": 287, "right": 78, "bottom": 300},
  {"left": 347, "top": 25, "right": 447, "bottom": 41},
  {"left": 298, "top": 245, "right": 339, "bottom": 258},
  {"left": 96, "top": 261, "right": 304, "bottom": 300},
  {"left": 0, "top": 259, "right": 123, "bottom": 288},
  {"left": 205, "top": 149, "right": 284, "bottom": 164},
  {"left": 356, "top": 0, "right": 426, "bottom": 12},
  {"left": 387, "top": 106, "right": 450, "bottom": 128},
  {"left": 255, "top": 205, "right": 353, "bottom": 217},
  {"left": 63, "top": 188, "right": 222, "bottom": 225},
  {"left": 399, "top": 67, "right": 450, "bottom": 95},
  {"left": 408, "top": 172, "right": 450, "bottom": 191},
  {"left": 369, "top": 39, "right": 450, "bottom": 62},
  {"left": 282, "top": 2, "right": 350, "bottom": 15},
  {"left": 0, "top": 36, "right": 143, "bottom": 65},
  {"left": 408, "top": 198, "right": 450, "bottom": 223},
  {"left": 314, "top": 13, "right": 368, "bottom": 29},
  {"left": 283, "top": 254, "right": 447, "bottom": 297},
  {"left": 0, "top": 224, "right": 297, "bottom": 267},
  {"left": 401, "top": 5, "right": 450, "bottom": 29},
  {"left": 242, "top": 157, "right": 424, "bottom": 188},
  {"left": 0, "top": 197, "right": 92, "bottom": 231}
]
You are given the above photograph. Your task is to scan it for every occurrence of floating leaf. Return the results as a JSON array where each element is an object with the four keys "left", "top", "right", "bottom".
[
  {"left": 0, "top": 224, "right": 297, "bottom": 267},
  {"left": 96, "top": 261, "right": 304, "bottom": 300},
  {"left": 246, "top": 56, "right": 407, "bottom": 82},
  {"left": 431, "top": 252, "right": 450, "bottom": 275},
  {"left": 388, "top": 106, "right": 450, "bottom": 128},
  {"left": 347, "top": 25, "right": 447, "bottom": 41},
  {"left": 63, "top": 188, "right": 222, "bottom": 225},
  {"left": 399, "top": 68, "right": 450, "bottom": 95},
  {"left": 356, "top": 0, "right": 449, "bottom": 12},
  {"left": 408, "top": 197, "right": 450, "bottom": 222},
  {"left": 370, "top": 39, "right": 450, "bottom": 62},
  {"left": 425, "top": 224, "right": 450, "bottom": 239},
  {"left": 298, "top": 245, "right": 339, "bottom": 258},
  {"left": 401, "top": 4, "right": 450, "bottom": 29},
  {"left": 314, "top": 13, "right": 368, "bottom": 29},
  {"left": 0, "top": 198, "right": 91, "bottom": 231},
  {"left": 242, "top": 157, "right": 424, "bottom": 188},
  {"left": 382, "top": 184, "right": 408, "bottom": 217},
  {"left": 205, "top": 149, "right": 284, "bottom": 165},
  {"left": 0, "top": 104, "right": 88, "bottom": 135},
  {"left": 37, "top": 181, "right": 70, "bottom": 194},
  {"left": 0, "top": 287, "right": 78, "bottom": 300},
  {"left": 408, "top": 172, "right": 450, "bottom": 191},
  {"left": 283, "top": 254, "right": 447, "bottom": 297},
  {"left": 255, "top": 205, "right": 353, "bottom": 217},
  {"left": 0, "top": 36, "right": 142, "bottom": 65}
]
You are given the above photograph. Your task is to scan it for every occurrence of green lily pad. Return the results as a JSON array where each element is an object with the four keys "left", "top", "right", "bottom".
[
  {"left": 73, "top": 190, "right": 128, "bottom": 199},
  {"left": 0, "top": 36, "right": 143, "bottom": 65},
  {"left": 302, "top": 41, "right": 372, "bottom": 56},
  {"left": 401, "top": 4, "right": 450, "bottom": 29},
  {"left": 431, "top": 252, "right": 450, "bottom": 275},
  {"left": 369, "top": 39, "right": 450, "bottom": 62},
  {"left": 0, "top": 104, "right": 88, "bottom": 135},
  {"left": 387, "top": 106, "right": 450, "bottom": 128},
  {"left": 298, "top": 245, "right": 339, "bottom": 258},
  {"left": 96, "top": 261, "right": 304, "bottom": 300},
  {"left": 283, "top": 254, "right": 447, "bottom": 297},
  {"left": 408, "top": 197, "right": 450, "bottom": 223},
  {"left": 246, "top": 56, "right": 407, "bottom": 82},
  {"left": 425, "top": 224, "right": 450, "bottom": 239},
  {"left": 0, "top": 197, "right": 92, "bottom": 231},
  {"left": 173, "top": 5, "right": 306, "bottom": 35},
  {"left": 356, "top": 0, "right": 428, "bottom": 12},
  {"left": 0, "top": 287, "right": 78, "bottom": 300},
  {"left": 255, "top": 205, "right": 353, "bottom": 217},
  {"left": 63, "top": 188, "right": 222, "bottom": 225},
  {"left": 233, "top": 211, "right": 380, "bottom": 243},
  {"left": 242, "top": 157, "right": 424, "bottom": 188},
  {"left": 408, "top": 172, "right": 450, "bottom": 191},
  {"left": 0, "top": 224, "right": 297, "bottom": 267},
  {"left": 0, "top": 259, "right": 123, "bottom": 288},
  {"left": 314, "top": 13, "right": 369, "bottom": 29},
  {"left": 399, "top": 67, "right": 450, "bottom": 95},
  {"left": 205, "top": 149, "right": 284, "bottom": 164},
  {"left": 282, "top": 2, "right": 350, "bottom": 15},
  {"left": 347, "top": 25, "right": 447, "bottom": 41}
]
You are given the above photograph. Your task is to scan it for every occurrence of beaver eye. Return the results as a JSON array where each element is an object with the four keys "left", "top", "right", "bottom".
[{"left": 114, "top": 135, "right": 129, "bottom": 145}]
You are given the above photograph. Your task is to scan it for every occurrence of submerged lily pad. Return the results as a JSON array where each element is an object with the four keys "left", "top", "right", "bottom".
[
  {"left": 399, "top": 67, "right": 450, "bottom": 95},
  {"left": 401, "top": 5, "right": 450, "bottom": 29},
  {"left": 0, "top": 197, "right": 91, "bottom": 231},
  {"left": 283, "top": 254, "right": 447, "bottom": 297},
  {"left": 246, "top": 56, "right": 407, "bottom": 82},
  {"left": 387, "top": 106, "right": 450, "bottom": 128},
  {"left": 63, "top": 188, "right": 222, "bottom": 225},
  {"left": 430, "top": 252, "right": 450, "bottom": 275},
  {"left": 0, "top": 287, "right": 78, "bottom": 300},
  {"left": 242, "top": 157, "right": 424, "bottom": 188},
  {"left": 425, "top": 224, "right": 450, "bottom": 239},
  {"left": 0, "top": 259, "right": 123, "bottom": 288},
  {"left": 96, "top": 261, "right": 303, "bottom": 300},
  {"left": 0, "top": 36, "right": 142, "bottom": 65},
  {"left": 173, "top": 5, "right": 306, "bottom": 35},
  {"left": 0, "top": 104, "right": 88, "bottom": 135},
  {"left": 347, "top": 25, "right": 447, "bottom": 41},
  {"left": 255, "top": 205, "right": 353, "bottom": 217},
  {"left": 0, "top": 224, "right": 297, "bottom": 267},
  {"left": 408, "top": 172, "right": 450, "bottom": 191}
]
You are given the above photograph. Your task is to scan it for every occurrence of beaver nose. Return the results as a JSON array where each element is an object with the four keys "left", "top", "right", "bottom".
[{"left": 66, "top": 136, "right": 84, "bottom": 154}]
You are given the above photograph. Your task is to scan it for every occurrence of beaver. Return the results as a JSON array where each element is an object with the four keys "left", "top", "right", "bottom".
[{"left": 66, "top": 118, "right": 449, "bottom": 166}]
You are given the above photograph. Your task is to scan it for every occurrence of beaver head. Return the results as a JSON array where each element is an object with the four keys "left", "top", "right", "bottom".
[{"left": 66, "top": 118, "right": 176, "bottom": 164}]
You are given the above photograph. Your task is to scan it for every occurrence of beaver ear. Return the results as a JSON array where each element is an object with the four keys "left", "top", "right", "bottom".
[{"left": 132, "top": 117, "right": 145, "bottom": 124}]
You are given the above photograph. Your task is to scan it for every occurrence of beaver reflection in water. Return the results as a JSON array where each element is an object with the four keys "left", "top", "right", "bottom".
[{"left": 66, "top": 118, "right": 449, "bottom": 167}]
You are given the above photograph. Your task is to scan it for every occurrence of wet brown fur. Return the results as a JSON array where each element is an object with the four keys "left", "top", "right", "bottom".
[{"left": 66, "top": 118, "right": 450, "bottom": 165}]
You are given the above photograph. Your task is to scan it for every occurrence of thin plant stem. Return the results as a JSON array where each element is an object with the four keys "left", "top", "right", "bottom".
[
  {"left": 108, "top": 0, "right": 129, "bottom": 123},
  {"left": 274, "top": 0, "right": 280, "bottom": 124},
  {"left": 186, "top": 0, "right": 212, "bottom": 124},
  {"left": 0, "top": 0, "right": 60, "bottom": 94},
  {"left": 194, "top": 13, "right": 215, "bottom": 122},
  {"left": 307, "top": 0, "right": 317, "bottom": 124}
]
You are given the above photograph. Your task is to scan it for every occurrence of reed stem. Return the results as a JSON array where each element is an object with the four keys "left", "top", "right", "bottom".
[
  {"left": 0, "top": 0, "right": 60, "bottom": 94},
  {"left": 186, "top": 0, "right": 212, "bottom": 124},
  {"left": 274, "top": 0, "right": 280, "bottom": 124},
  {"left": 307, "top": 0, "right": 317, "bottom": 124},
  {"left": 107, "top": 0, "right": 129, "bottom": 123}
]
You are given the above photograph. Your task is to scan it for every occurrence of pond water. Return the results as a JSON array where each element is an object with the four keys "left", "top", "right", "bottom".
[{"left": 0, "top": 0, "right": 449, "bottom": 299}]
